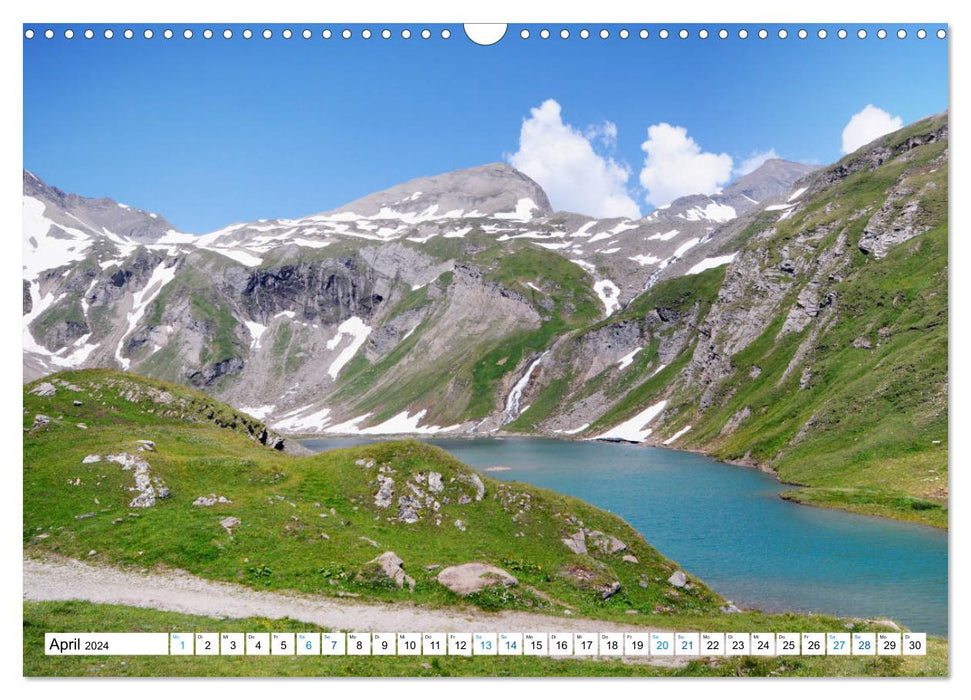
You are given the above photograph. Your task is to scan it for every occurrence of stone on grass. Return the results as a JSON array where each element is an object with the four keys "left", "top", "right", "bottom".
[
  {"left": 436, "top": 563, "right": 517, "bottom": 596},
  {"left": 668, "top": 570, "right": 687, "bottom": 588}
]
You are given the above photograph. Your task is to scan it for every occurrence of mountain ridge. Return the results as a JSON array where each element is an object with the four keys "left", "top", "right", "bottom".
[{"left": 22, "top": 112, "right": 948, "bottom": 524}]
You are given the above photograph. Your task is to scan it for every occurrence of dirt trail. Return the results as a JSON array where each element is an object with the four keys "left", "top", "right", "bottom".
[{"left": 24, "top": 557, "right": 675, "bottom": 642}]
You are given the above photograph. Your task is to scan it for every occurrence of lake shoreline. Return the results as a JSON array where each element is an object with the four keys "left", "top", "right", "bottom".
[{"left": 292, "top": 430, "right": 946, "bottom": 531}]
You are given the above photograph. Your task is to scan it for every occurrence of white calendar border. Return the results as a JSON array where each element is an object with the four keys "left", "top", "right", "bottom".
[{"left": 6, "top": 1, "right": 961, "bottom": 699}]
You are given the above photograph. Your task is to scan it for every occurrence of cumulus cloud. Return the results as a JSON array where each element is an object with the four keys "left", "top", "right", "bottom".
[
  {"left": 735, "top": 148, "right": 779, "bottom": 176},
  {"left": 638, "top": 123, "right": 734, "bottom": 207},
  {"left": 841, "top": 105, "right": 903, "bottom": 154},
  {"left": 508, "top": 100, "right": 641, "bottom": 219}
]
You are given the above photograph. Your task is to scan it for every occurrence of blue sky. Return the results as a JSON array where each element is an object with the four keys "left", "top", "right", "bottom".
[{"left": 23, "top": 23, "right": 948, "bottom": 232}]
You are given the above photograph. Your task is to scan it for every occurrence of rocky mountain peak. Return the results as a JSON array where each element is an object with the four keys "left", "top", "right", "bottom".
[
  {"left": 326, "top": 162, "right": 554, "bottom": 220},
  {"left": 23, "top": 170, "right": 179, "bottom": 243}
]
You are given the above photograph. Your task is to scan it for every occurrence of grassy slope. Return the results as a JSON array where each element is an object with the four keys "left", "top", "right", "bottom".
[
  {"left": 23, "top": 370, "right": 940, "bottom": 677},
  {"left": 24, "top": 370, "right": 722, "bottom": 621},
  {"left": 679, "top": 120, "right": 948, "bottom": 527}
]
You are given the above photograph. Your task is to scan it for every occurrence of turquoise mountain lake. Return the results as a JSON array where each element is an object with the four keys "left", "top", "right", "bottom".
[{"left": 301, "top": 436, "right": 947, "bottom": 635}]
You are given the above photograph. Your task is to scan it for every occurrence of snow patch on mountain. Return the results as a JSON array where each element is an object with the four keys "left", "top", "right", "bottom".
[
  {"left": 23, "top": 196, "right": 92, "bottom": 279},
  {"left": 114, "top": 262, "right": 178, "bottom": 370},
  {"left": 686, "top": 253, "right": 737, "bottom": 275},
  {"left": 617, "top": 348, "right": 642, "bottom": 370},
  {"left": 325, "top": 316, "right": 372, "bottom": 379},
  {"left": 594, "top": 280, "right": 621, "bottom": 316},
  {"left": 592, "top": 399, "right": 668, "bottom": 442}
]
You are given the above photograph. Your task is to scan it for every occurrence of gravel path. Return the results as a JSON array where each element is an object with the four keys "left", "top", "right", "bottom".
[{"left": 24, "top": 557, "right": 676, "bottom": 642}]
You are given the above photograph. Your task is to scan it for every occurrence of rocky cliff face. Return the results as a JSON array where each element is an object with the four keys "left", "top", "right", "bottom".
[{"left": 23, "top": 157, "right": 809, "bottom": 430}]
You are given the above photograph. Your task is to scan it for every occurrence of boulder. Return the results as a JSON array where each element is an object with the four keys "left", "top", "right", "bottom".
[
  {"left": 622, "top": 554, "right": 639, "bottom": 564},
  {"left": 562, "top": 530, "right": 587, "bottom": 555},
  {"left": 136, "top": 440, "right": 156, "bottom": 452},
  {"left": 398, "top": 496, "right": 420, "bottom": 523},
  {"left": 600, "top": 581, "right": 622, "bottom": 600},
  {"left": 458, "top": 472, "right": 485, "bottom": 501},
  {"left": 427, "top": 472, "right": 444, "bottom": 493},
  {"left": 31, "top": 414, "right": 51, "bottom": 431},
  {"left": 374, "top": 475, "right": 394, "bottom": 508},
  {"left": 82, "top": 455, "right": 101, "bottom": 464},
  {"left": 357, "top": 551, "right": 415, "bottom": 591},
  {"left": 220, "top": 516, "right": 241, "bottom": 534},
  {"left": 30, "top": 382, "right": 57, "bottom": 397},
  {"left": 436, "top": 563, "right": 517, "bottom": 596},
  {"left": 668, "top": 570, "right": 687, "bottom": 588}
]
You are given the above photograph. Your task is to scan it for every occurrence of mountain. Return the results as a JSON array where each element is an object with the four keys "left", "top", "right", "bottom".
[
  {"left": 22, "top": 113, "right": 947, "bottom": 524},
  {"left": 22, "top": 157, "right": 809, "bottom": 415}
]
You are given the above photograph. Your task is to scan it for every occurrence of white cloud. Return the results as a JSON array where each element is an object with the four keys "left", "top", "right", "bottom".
[
  {"left": 508, "top": 100, "right": 641, "bottom": 220},
  {"left": 638, "top": 123, "right": 734, "bottom": 207},
  {"left": 735, "top": 148, "right": 779, "bottom": 176},
  {"left": 586, "top": 120, "right": 618, "bottom": 150},
  {"left": 841, "top": 105, "right": 903, "bottom": 154}
]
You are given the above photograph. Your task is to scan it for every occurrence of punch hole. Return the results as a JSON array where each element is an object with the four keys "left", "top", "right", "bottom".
[
  {"left": 342, "top": 29, "right": 352, "bottom": 39},
  {"left": 937, "top": 29, "right": 946, "bottom": 39},
  {"left": 184, "top": 29, "right": 193, "bottom": 39},
  {"left": 242, "top": 29, "right": 253, "bottom": 40},
  {"left": 124, "top": 29, "right": 133, "bottom": 39},
  {"left": 798, "top": 29, "right": 808, "bottom": 39},
  {"left": 164, "top": 29, "right": 173, "bottom": 39},
  {"left": 858, "top": 29, "right": 867, "bottom": 39},
  {"left": 322, "top": 29, "right": 332, "bottom": 39},
  {"left": 383, "top": 29, "right": 392, "bottom": 39},
  {"left": 104, "top": 29, "right": 113, "bottom": 39},
  {"left": 143, "top": 29, "right": 153, "bottom": 40},
  {"left": 540, "top": 29, "right": 550, "bottom": 39},
  {"left": 520, "top": 29, "right": 529, "bottom": 39},
  {"left": 64, "top": 29, "right": 74, "bottom": 39},
  {"left": 679, "top": 29, "right": 688, "bottom": 39},
  {"left": 718, "top": 29, "right": 728, "bottom": 39},
  {"left": 758, "top": 29, "right": 767, "bottom": 39},
  {"left": 362, "top": 29, "right": 372, "bottom": 39},
  {"left": 421, "top": 29, "right": 431, "bottom": 39},
  {"left": 778, "top": 29, "right": 788, "bottom": 39},
  {"left": 698, "top": 29, "right": 708, "bottom": 39},
  {"left": 837, "top": 29, "right": 847, "bottom": 39},
  {"left": 441, "top": 29, "right": 451, "bottom": 39},
  {"left": 659, "top": 29, "right": 669, "bottom": 39},
  {"left": 302, "top": 29, "right": 312, "bottom": 39},
  {"left": 464, "top": 24, "right": 507, "bottom": 46},
  {"left": 738, "top": 29, "right": 748, "bottom": 39},
  {"left": 619, "top": 29, "right": 629, "bottom": 39},
  {"left": 639, "top": 29, "right": 648, "bottom": 39},
  {"left": 25, "top": 28, "right": 34, "bottom": 39},
  {"left": 84, "top": 29, "right": 94, "bottom": 39},
  {"left": 283, "top": 29, "right": 293, "bottom": 39},
  {"left": 897, "top": 29, "right": 907, "bottom": 39},
  {"left": 223, "top": 29, "right": 232, "bottom": 39},
  {"left": 917, "top": 29, "right": 926, "bottom": 39},
  {"left": 877, "top": 29, "right": 887, "bottom": 39}
]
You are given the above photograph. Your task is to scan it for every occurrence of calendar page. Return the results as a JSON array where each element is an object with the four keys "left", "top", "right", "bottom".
[{"left": 21, "top": 11, "right": 949, "bottom": 681}]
